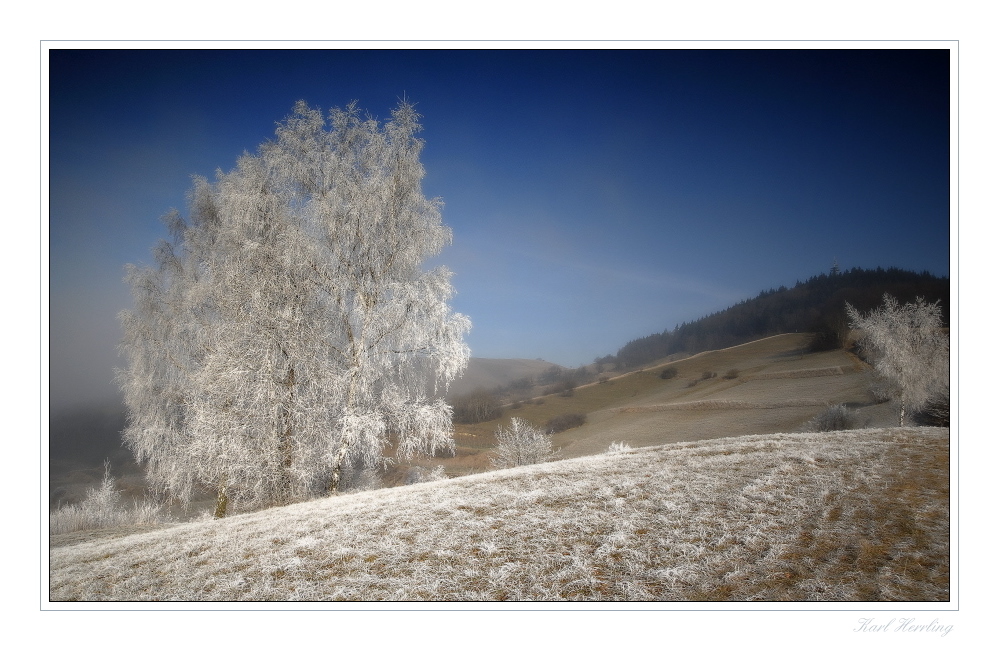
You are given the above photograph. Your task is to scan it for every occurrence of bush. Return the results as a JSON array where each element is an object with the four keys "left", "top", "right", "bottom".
[
  {"left": 338, "top": 464, "right": 384, "bottom": 493},
  {"left": 723, "top": 368, "right": 739, "bottom": 379},
  {"left": 801, "top": 404, "right": 858, "bottom": 432},
  {"left": 491, "top": 418, "right": 556, "bottom": 468},
  {"left": 403, "top": 465, "right": 447, "bottom": 485},
  {"left": 50, "top": 461, "right": 170, "bottom": 535},
  {"left": 555, "top": 378, "right": 577, "bottom": 397},
  {"left": 546, "top": 413, "right": 586, "bottom": 433},
  {"left": 701, "top": 370, "right": 717, "bottom": 380},
  {"left": 606, "top": 441, "right": 632, "bottom": 454},
  {"left": 659, "top": 367, "right": 678, "bottom": 380},
  {"left": 808, "top": 324, "right": 843, "bottom": 352}
]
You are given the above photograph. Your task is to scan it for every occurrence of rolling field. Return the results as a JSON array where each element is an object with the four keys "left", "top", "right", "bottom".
[
  {"left": 449, "top": 334, "right": 889, "bottom": 471},
  {"left": 49, "top": 426, "right": 948, "bottom": 601},
  {"left": 49, "top": 334, "right": 949, "bottom": 602}
]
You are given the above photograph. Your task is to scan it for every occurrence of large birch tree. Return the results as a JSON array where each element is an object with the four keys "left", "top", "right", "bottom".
[{"left": 118, "top": 100, "right": 470, "bottom": 517}]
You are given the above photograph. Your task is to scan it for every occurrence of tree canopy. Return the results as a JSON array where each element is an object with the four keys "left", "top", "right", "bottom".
[
  {"left": 118, "top": 100, "right": 470, "bottom": 516},
  {"left": 846, "top": 294, "right": 949, "bottom": 426}
]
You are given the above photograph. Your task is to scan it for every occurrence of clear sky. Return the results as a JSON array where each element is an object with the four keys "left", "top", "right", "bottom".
[{"left": 48, "top": 47, "right": 952, "bottom": 410}]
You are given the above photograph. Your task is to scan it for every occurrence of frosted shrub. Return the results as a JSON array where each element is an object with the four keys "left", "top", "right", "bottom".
[
  {"left": 339, "top": 465, "right": 384, "bottom": 493},
  {"left": 491, "top": 418, "right": 556, "bottom": 468},
  {"left": 801, "top": 404, "right": 858, "bottom": 432},
  {"left": 606, "top": 441, "right": 633, "bottom": 454},
  {"left": 50, "top": 462, "right": 169, "bottom": 535},
  {"left": 404, "top": 465, "right": 448, "bottom": 485}
]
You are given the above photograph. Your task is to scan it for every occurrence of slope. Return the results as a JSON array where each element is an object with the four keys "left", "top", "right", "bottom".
[
  {"left": 50, "top": 426, "right": 949, "bottom": 601},
  {"left": 447, "top": 333, "right": 887, "bottom": 474},
  {"left": 612, "top": 266, "right": 949, "bottom": 369}
]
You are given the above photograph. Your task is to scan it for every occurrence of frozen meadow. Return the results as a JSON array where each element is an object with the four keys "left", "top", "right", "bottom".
[{"left": 49, "top": 426, "right": 949, "bottom": 602}]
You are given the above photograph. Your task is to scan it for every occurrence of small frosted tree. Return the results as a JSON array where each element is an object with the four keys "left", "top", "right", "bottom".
[
  {"left": 118, "top": 100, "right": 470, "bottom": 517},
  {"left": 491, "top": 418, "right": 556, "bottom": 468},
  {"left": 846, "top": 294, "right": 948, "bottom": 426}
]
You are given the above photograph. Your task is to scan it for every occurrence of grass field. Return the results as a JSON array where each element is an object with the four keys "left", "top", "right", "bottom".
[
  {"left": 49, "top": 426, "right": 948, "bottom": 602},
  {"left": 448, "top": 334, "right": 882, "bottom": 469},
  {"left": 49, "top": 334, "right": 949, "bottom": 602}
]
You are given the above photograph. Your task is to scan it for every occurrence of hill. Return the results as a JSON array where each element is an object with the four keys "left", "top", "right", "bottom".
[
  {"left": 444, "top": 333, "right": 891, "bottom": 477},
  {"left": 608, "top": 267, "right": 949, "bottom": 369},
  {"left": 50, "top": 426, "right": 948, "bottom": 601}
]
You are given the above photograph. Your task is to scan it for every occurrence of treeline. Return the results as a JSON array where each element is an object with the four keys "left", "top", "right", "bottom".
[{"left": 607, "top": 267, "right": 949, "bottom": 370}]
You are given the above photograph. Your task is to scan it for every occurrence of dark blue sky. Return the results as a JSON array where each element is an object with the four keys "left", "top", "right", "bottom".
[{"left": 48, "top": 47, "right": 952, "bottom": 409}]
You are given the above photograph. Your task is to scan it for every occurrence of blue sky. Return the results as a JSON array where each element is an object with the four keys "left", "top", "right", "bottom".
[{"left": 48, "top": 47, "right": 952, "bottom": 410}]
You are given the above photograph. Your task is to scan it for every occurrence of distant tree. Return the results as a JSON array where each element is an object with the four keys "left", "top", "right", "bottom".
[
  {"left": 118, "top": 100, "right": 470, "bottom": 517},
  {"left": 538, "top": 364, "right": 564, "bottom": 385},
  {"left": 555, "top": 378, "right": 578, "bottom": 397},
  {"left": 846, "top": 294, "right": 948, "bottom": 426},
  {"left": 807, "top": 320, "right": 845, "bottom": 352},
  {"left": 491, "top": 418, "right": 556, "bottom": 468},
  {"left": 493, "top": 376, "right": 536, "bottom": 403},
  {"left": 451, "top": 388, "right": 503, "bottom": 424},
  {"left": 594, "top": 355, "right": 616, "bottom": 368}
]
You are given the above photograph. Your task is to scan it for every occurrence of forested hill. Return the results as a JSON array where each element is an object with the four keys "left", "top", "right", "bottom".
[{"left": 607, "top": 267, "right": 949, "bottom": 369}]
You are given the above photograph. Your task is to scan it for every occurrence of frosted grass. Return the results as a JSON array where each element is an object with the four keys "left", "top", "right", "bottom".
[{"left": 50, "top": 427, "right": 948, "bottom": 601}]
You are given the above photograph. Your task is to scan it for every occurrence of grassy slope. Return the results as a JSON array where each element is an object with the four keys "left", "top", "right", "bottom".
[
  {"left": 450, "top": 334, "right": 881, "bottom": 472},
  {"left": 50, "top": 426, "right": 948, "bottom": 602}
]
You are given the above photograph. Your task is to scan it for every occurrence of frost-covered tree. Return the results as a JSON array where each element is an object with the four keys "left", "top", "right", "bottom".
[
  {"left": 491, "top": 418, "right": 556, "bottom": 468},
  {"left": 118, "top": 100, "right": 470, "bottom": 517},
  {"left": 846, "top": 293, "right": 948, "bottom": 426}
]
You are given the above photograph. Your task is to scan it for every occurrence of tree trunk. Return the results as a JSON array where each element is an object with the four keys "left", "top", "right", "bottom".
[
  {"left": 328, "top": 360, "right": 361, "bottom": 495},
  {"left": 327, "top": 439, "right": 352, "bottom": 495},
  {"left": 213, "top": 483, "right": 229, "bottom": 519},
  {"left": 278, "top": 363, "right": 296, "bottom": 502}
]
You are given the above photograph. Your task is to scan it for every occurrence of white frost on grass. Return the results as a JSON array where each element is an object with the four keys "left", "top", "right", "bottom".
[{"left": 50, "top": 427, "right": 949, "bottom": 602}]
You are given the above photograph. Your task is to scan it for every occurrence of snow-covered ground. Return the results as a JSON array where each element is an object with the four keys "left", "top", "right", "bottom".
[{"left": 49, "top": 427, "right": 949, "bottom": 602}]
